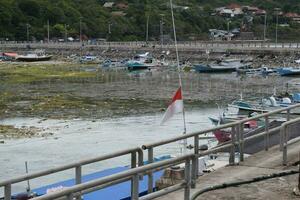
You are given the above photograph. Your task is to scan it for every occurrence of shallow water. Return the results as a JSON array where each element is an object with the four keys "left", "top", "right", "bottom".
[{"left": 0, "top": 107, "right": 218, "bottom": 195}]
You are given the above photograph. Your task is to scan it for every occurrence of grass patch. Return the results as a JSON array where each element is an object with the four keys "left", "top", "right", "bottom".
[
  {"left": 0, "top": 64, "right": 97, "bottom": 84},
  {"left": 0, "top": 125, "right": 39, "bottom": 139}
]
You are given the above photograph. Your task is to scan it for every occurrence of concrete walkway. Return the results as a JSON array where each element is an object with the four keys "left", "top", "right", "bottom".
[{"left": 157, "top": 138, "right": 300, "bottom": 200}]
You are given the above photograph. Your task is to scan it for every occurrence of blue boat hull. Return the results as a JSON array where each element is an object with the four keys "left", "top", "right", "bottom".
[
  {"left": 26, "top": 156, "right": 171, "bottom": 200},
  {"left": 32, "top": 167, "right": 163, "bottom": 200},
  {"left": 277, "top": 68, "right": 300, "bottom": 76}
]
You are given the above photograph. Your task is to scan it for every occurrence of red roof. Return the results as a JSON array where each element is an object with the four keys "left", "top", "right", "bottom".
[
  {"left": 116, "top": 3, "right": 128, "bottom": 9},
  {"left": 227, "top": 3, "right": 241, "bottom": 9},
  {"left": 255, "top": 9, "right": 266, "bottom": 15},
  {"left": 3, "top": 52, "right": 18, "bottom": 57},
  {"left": 284, "top": 12, "right": 300, "bottom": 18}
]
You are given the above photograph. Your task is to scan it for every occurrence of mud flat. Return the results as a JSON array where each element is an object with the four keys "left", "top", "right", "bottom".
[{"left": 0, "top": 62, "right": 293, "bottom": 119}]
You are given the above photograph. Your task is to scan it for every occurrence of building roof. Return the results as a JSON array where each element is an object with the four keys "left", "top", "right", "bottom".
[
  {"left": 220, "top": 9, "right": 234, "bottom": 14},
  {"left": 115, "top": 3, "right": 128, "bottom": 9},
  {"left": 233, "top": 8, "right": 243, "bottom": 15},
  {"left": 227, "top": 3, "right": 241, "bottom": 9},
  {"left": 254, "top": 9, "right": 266, "bottom": 15},
  {"left": 103, "top": 2, "right": 114, "bottom": 8},
  {"left": 243, "top": 6, "right": 260, "bottom": 11},
  {"left": 285, "top": 12, "right": 300, "bottom": 18}
]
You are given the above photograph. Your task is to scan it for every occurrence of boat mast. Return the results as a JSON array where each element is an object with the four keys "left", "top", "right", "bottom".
[{"left": 170, "top": 0, "right": 187, "bottom": 153}]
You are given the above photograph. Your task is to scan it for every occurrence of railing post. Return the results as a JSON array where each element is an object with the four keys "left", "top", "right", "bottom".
[
  {"left": 75, "top": 165, "right": 82, "bottom": 200},
  {"left": 132, "top": 174, "right": 139, "bottom": 200},
  {"left": 229, "top": 126, "right": 236, "bottom": 165},
  {"left": 280, "top": 126, "right": 284, "bottom": 151},
  {"left": 236, "top": 124, "right": 241, "bottom": 163},
  {"left": 131, "top": 151, "right": 137, "bottom": 169},
  {"left": 193, "top": 135, "right": 199, "bottom": 179},
  {"left": 191, "top": 155, "right": 197, "bottom": 189},
  {"left": 137, "top": 149, "right": 144, "bottom": 180},
  {"left": 67, "top": 193, "right": 74, "bottom": 200},
  {"left": 265, "top": 116, "right": 269, "bottom": 151},
  {"left": 4, "top": 184, "right": 11, "bottom": 200},
  {"left": 147, "top": 147, "right": 154, "bottom": 193},
  {"left": 184, "top": 158, "right": 191, "bottom": 200},
  {"left": 75, "top": 166, "right": 82, "bottom": 185},
  {"left": 287, "top": 109, "right": 290, "bottom": 121},
  {"left": 137, "top": 149, "right": 143, "bottom": 167},
  {"left": 131, "top": 151, "right": 137, "bottom": 198},
  {"left": 240, "top": 123, "right": 244, "bottom": 162},
  {"left": 283, "top": 126, "right": 288, "bottom": 165}
]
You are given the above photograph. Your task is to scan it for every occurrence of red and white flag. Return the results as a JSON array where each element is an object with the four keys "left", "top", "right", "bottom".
[{"left": 160, "top": 87, "right": 183, "bottom": 125}]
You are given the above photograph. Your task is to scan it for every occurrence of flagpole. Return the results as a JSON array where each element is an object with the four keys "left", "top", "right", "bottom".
[{"left": 170, "top": 0, "right": 187, "bottom": 152}]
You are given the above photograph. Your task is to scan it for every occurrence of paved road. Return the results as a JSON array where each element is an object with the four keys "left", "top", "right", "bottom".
[{"left": 157, "top": 137, "right": 300, "bottom": 200}]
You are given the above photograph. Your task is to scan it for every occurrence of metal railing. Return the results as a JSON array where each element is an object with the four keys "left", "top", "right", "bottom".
[
  {"left": 280, "top": 117, "right": 300, "bottom": 165},
  {"left": 30, "top": 154, "right": 195, "bottom": 200},
  {"left": 2, "top": 41, "right": 300, "bottom": 51},
  {"left": 1, "top": 104, "right": 300, "bottom": 200},
  {"left": 141, "top": 103, "right": 299, "bottom": 194},
  {"left": 0, "top": 147, "right": 143, "bottom": 200}
]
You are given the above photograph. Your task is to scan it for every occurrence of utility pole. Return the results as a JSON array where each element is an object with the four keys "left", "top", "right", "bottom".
[
  {"left": 146, "top": 15, "right": 149, "bottom": 44},
  {"left": 160, "top": 14, "right": 164, "bottom": 49},
  {"left": 263, "top": 12, "right": 267, "bottom": 42},
  {"left": 108, "top": 22, "right": 112, "bottom": 49},
  {"left": 79, "top": 17, "right": 83, "bottom": 57},
  {"left": 276, "top": 13, "right": 278, "bottom": 45},
  {"left": 108, "top": 23, "right": 111, "bottom": 35},
  {"left": 274, "top": 8, "right": 280, "bottom": 46},
  {"left": 108, "top": 22, "right": 112, "bottom": 41},
  {"left": 64, "top": 24, "right": 68, "bottom": 42},
  {"left": 26, "top": 23, "right": 30, "bottom": 42},
  {"left": 227, "top": 20, "right": 231, "bottom": 41},
  {"left": 47, "top": 20, "right": 50, "bottom": 43},
  {"left": 79, "top": 17, "right": 82, "bottom": 44}
]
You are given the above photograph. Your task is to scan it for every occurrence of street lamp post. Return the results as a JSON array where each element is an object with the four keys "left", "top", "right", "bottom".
[
  {"left": 274, "top": 8, "right": 280, "bottom": 46},
  {"left": 107, "top": 22, "right": 112, "bottom": 48},
  {"left": 47, "top": 20, "right": 50, "bottom": 43},
  {"left": 146, "top": 15, "right": 149, "bottom": 44},
  {"left": 108, "top": 23, "right": 111, "bottom": 35},
  {"left": 227, "top": 20, "right": 231, "bottom": 41},
  {"left": 275, "top": 12, "right": 278, "bottom": 45},
  {"left": 263, "top": 12, "right": 267, "bottom": 42},
  {"left": 79, "top": 17, "right": 83, "bottom": 57},
  {"left": 79, "top": 17, "right": 83, "bottom": 44},
  {"left": 159, "top": 14, "right": 164, "bottom": 49},
  {"left": 64, "top": 24, "right": 68, "bottom": 42},
  {"left": 26, "top": 23, "right": 30, "bottom": 43}
]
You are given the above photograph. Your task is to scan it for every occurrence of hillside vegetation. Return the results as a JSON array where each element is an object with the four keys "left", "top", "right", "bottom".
[{"left": 1, "top": 0, "right": 300, "bottom": 41}]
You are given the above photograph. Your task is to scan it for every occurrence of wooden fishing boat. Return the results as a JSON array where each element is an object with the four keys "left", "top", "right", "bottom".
[{"left": 16, "top": 50, "right": 52, "bottom": 62}]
